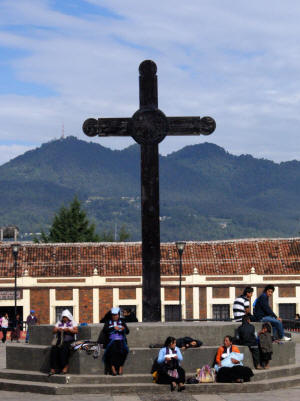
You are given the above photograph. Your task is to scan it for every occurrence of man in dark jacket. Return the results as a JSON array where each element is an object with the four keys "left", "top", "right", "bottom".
[
  {"left": 237, "top": 315, "right": 261, "bottom": 369},
  {"left": 253, "top": 285, "right": 290, "bottom": 341},
  {"left": 122, "top": 308, "right": 138, "bottom": 323}
]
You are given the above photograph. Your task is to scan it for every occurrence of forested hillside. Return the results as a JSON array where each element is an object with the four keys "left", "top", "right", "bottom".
[{"left": 1, "top": 136, "right": 300, "bottom": 241}]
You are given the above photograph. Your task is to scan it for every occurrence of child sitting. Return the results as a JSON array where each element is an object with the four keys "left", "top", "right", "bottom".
[{"left": 258, "top": 322, "right": 273, "bottom": 369}]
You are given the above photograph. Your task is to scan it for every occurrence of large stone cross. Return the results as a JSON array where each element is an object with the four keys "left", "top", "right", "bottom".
[{"left": 82, "top": 60, "right": 216, "bottom": 322}]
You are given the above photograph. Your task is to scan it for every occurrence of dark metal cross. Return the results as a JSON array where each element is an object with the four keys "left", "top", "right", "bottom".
[{"left": 82, "top": 60, "right": 216, "bottom": 322}]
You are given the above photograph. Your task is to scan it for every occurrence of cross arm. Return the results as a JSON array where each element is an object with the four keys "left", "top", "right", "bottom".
[
  {"left": 167, "top": 116, "right": 216, "bottom": 136},
  {"left": 82, "top": 118, "right": 131, "bottom": 137}
]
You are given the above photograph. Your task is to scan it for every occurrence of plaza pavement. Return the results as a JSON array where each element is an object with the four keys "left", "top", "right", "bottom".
[{"left": 0, "top": 341, "right": 299, "bottom": 401}]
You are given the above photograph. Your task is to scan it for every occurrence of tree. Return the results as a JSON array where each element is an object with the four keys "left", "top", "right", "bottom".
[
  {"left": 38, "top": 196, "right": 100, "bottom": 243},
  {"left": 118, "top": 224, "right": 131, "bottom": 241}
]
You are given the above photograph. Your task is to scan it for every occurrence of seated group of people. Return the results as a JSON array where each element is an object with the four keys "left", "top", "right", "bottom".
[
  {"left": 48, "top": 285, "right": 287, "bottom": 388},
  {"left": 49, "top": 307, "right": 132, "bottom": 376},
  {"left": 237, "top": 315, "right": 273, "bottom": 370},
  {"left": 155, "top": 334, "right": 256, "bottom": 390},
  {"left": 233, "top": 284, "right": 291, "bottom": 342},
  {"left": 48, "top": 308, "right": 255, "bottom": 391}
]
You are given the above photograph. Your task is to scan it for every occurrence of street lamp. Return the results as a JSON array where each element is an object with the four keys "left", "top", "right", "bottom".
[
  {"left": 11, "top": 244, "right": 20, "bottom": 322},
  {"left": 175, "top": 241, "right": 186, "bottom": 321}
]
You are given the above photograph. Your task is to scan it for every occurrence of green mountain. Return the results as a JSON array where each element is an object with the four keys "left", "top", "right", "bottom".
[{"left": 1, "top": 136, "right": 300, "bottom": 241}]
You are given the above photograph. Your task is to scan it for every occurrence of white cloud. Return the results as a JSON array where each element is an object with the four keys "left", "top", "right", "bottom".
[{"left": 1, "top": 0, "right": 300, "bottom": 163}]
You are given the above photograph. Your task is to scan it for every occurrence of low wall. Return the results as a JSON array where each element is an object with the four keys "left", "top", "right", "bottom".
[{"left": 29, "top": 322, "right": 266, "bottom": 347}]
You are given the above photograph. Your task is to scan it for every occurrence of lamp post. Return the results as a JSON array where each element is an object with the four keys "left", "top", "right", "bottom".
[
  {"left": 175, "top": 241, "right": 186, "bottom": 321},
  {"left": 11, "top": 244, "right": 19, "bottom": 321}
]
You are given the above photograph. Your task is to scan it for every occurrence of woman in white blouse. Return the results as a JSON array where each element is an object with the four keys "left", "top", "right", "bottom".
[{"left": 1, "top": 313, "right": 9, "bottom": 343}]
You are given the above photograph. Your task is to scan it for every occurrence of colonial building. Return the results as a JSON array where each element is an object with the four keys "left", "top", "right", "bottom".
[{"left": 0, "top": 238, "right": 300, "bottom": 323}]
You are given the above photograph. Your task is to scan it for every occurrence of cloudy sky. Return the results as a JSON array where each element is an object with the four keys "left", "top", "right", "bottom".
[{"left": 1, "top": 0, "right": 300, "bottom": 165}]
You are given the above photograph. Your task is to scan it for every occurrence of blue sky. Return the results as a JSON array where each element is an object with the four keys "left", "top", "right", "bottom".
[{"left": 1, "top": 0, "right": 300, "bottom": 165}]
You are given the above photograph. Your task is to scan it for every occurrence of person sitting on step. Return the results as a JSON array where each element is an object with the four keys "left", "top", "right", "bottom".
[
  {"left": 215, "top": 335, "right": 254, "bottom": 383},
  {"left": 49, "top": 309, "right": 78, "bottom": 376},
  {"left": 101, "top": 307, "right": 129, "bottom": 376},
  {"left": 156, "top": 336, "right": 186, "bottom": 392},
  {"left": 254, "top": 285, "right": 291, "bottom": 341},
  {"left": 237, "top": 315, "right": 262, "bottom": 369}
]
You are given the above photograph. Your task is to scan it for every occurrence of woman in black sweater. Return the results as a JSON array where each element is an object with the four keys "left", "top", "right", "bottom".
[{"left": 100, "top": 307, "right": 129, "bottom": 375}]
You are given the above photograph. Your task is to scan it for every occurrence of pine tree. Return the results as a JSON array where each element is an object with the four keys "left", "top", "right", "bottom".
[
  {"left": 118, "top": 224, "right": 130, "bottom": 241},
  {"left": 39, "top": 196, "right": 100, "bottom": 243}
]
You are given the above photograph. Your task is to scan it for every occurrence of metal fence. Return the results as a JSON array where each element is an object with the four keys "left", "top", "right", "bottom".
[{"left": 282, "top": 319, "right": 300, "bottom": 332}]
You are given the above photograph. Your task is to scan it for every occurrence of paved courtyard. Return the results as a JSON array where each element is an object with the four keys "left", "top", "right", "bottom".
[{"left": 0, "top": 341, "right": 299, "bottom": 401}]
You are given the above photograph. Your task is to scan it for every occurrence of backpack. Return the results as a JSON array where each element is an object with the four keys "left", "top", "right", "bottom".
[{"left": 196, "top": 365, "right": 216, "bottom": 383}]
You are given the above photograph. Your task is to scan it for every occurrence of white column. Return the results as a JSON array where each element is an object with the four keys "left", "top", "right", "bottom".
[
  {"left": 182, "top": 287, "right": 186, "bottom": 320},
  {"left": 161, "top": 287, "right": 165, "bottom": 322},
  {"left": 113, "top": 288, "right": 119, "bottom": 307},
  {"left": 22, "top": 289, "right": 30, "bottom": 322},
  {"left": 229, "top": 287, "right": 236, "bottom": 319},
  {"left": 73, "top": 289, "right": 79, "bottom": 323},
  {"left": 49, "top": 289, "right": 55, "bottom": 324},
  {"left": 93, "top": 288, "right": 99, "bottom": 323},
  {"left": 193, "top": 287, "right": 200, "bottom": 319},
  {"left": 206, "top": 287, "right": 212, "bottom": 319},
  {"left": 296, "top": 286, "right": 300, "bottom": 314},
  {"left": 136, "top": 287, "right": 143, "bottom": 322},
  {"left": 273, "top": 286, "right": 279, "bottom": 316}
]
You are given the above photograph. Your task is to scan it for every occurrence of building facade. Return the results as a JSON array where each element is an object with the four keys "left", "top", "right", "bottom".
[{"left": 0, "top": 238, "right": 300, "bottom": 323}]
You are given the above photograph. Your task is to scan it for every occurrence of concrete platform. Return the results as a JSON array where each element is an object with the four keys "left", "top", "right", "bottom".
[{"left": 1, "top": 322, "right": 297, "bottom": 394}]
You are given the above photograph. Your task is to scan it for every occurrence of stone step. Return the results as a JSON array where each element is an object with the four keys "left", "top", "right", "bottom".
[
  {"left": 1, "top": 372, "right": 300, "bottom": 395},
  {"left": 0, "top": 364, "right": 299, "bottom": 385},
  {"left": 0, "top": 370, "right": 151, "bottom": 384},
  {"left": 6, "top": 341, "right": 295, "bottom": 374}
]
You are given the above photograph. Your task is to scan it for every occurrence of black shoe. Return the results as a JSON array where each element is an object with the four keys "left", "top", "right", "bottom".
[
  {"left": 178, "top": 385, "right": 186, "bottom": 392},
  {"left": 48, "top": 372, "right": 55, "bottom": 377},
  {"left": 170, "top": 383, "right": 176, "bottom": 392}
]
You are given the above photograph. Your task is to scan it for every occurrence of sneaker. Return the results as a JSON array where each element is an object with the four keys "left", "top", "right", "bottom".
[{"left": 281, "top": 336, "right": 291, "bottom": 341}]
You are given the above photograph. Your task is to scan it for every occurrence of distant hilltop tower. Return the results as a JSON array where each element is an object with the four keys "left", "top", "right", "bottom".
[{"left": 61, "top": 122, "right": 65, "bottom": 139}]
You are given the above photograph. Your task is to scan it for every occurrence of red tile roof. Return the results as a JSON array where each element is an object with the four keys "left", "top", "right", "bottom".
[{"left": 1, "top": 238, "right": 300, "bottom": 277}]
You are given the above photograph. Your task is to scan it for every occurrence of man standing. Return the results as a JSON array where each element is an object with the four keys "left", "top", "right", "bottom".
[
  {"left": 253, "top": 285, "right": 290, "bottom": 341},
  {"left": 25, "top": 310, "right": 38, "bottom": 343},
  {"left": 233, "top": 287, "right": 254, "bottom": 322}
]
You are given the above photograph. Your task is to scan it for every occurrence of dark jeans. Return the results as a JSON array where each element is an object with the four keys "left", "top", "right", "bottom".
[
  {"left": 1, "top": 328, "right": 8, "bottom": 343},
  {"left": 261, "top": 316, "right": 284, "bottom": 339},
  {"left": 249, "top": 345, "right": 260, "bottom": 368}
]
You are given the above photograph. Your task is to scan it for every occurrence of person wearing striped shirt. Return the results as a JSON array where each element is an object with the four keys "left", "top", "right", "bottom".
[{"left": 233, "top": 287, "right": 254, "bottom": 322}]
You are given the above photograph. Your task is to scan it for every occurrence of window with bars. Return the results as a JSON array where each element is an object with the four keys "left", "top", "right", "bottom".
[
  {"left": 164, "top": 305, "right": 181, "bottom": 321},
  {"left": 279, "top": 303, "right": 296, "bottom": 319},
  {"left": 119, "top": 305, "right": 137, "bottom": 316},
  {"left": 55, "top": 306, "right": 74, "bottom": 323},
  {"left": 212, "top": 304, "right": 230, "bottom": 320}
]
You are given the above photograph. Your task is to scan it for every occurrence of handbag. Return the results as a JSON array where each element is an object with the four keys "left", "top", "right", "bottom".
[{"left": 196, "top": 365, "right": 216, "bottom": 383}]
